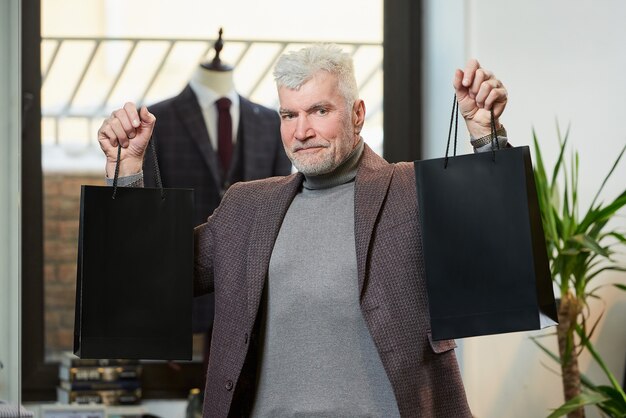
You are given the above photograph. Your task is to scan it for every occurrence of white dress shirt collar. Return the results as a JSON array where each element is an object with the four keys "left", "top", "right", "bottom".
[{"left": 189, "top": 79, "right": 240, "bottom": 150}]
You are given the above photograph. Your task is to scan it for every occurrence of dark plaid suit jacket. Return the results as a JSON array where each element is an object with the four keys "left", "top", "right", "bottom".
[
  {"left": 144, "top": 84, "right": 292, "bottom": 226},
  {"left": 194, "top": 144, "right": 472, "bottom": 418},
  {"left": 144, "top": 85, "right": 292, "bottom": 331}
]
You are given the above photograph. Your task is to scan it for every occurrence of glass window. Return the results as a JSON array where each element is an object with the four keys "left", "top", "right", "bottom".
[{"left": 32, "top": 0, "right": 384, "bottom": 400}]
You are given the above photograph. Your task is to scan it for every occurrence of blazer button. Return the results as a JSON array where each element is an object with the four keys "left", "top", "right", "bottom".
[{"left": 225, "top": 380, "right": 233, "bottom": 391}]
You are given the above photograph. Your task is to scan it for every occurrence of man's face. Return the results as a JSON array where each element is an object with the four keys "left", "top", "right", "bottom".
[{"left": 278, "top": 72, "right": 364, "bottom": 176}]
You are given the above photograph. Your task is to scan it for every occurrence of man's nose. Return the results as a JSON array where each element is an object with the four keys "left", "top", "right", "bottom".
[{"left": 294, "top": 115, "right": 313, "bottom": 141}]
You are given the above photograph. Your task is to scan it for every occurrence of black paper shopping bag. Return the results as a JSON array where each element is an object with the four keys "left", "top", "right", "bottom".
[
  {"left": 74, "top": 142, "right": 193, "bottom": 360},
  {"left": 414, "top": 98, "right": 558, "bottom": 340}
]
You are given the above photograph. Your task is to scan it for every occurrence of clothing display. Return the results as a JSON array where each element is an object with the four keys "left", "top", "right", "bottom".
[{"left": 143, "top": 82, "right": 291, "bottom": 333}]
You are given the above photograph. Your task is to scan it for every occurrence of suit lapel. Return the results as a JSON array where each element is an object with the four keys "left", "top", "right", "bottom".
[
  {"left": 238, "top": 95, "right": 268, "bottom": 181},
  {"left": 247, "top": 173, "right": 304, "bottom": 320},
  {"left": 354, "top": 146, "right": 395, "bottom": 300},
  {"left": 237, "top": 96, "right": 252, "bottom": 180},
  {"left": 173, "top": 85, "right": 222, "bottom": 186}
]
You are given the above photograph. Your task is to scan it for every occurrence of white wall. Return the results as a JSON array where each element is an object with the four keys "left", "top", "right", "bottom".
[
  {"left": 0, "top": 0, "right": 22, "bottom": 406},
  {"left": 424, "top": 1, "right": 626, "bottom": 417}
]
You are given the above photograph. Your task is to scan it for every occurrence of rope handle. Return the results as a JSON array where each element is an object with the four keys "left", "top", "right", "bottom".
[
  {"left": 112, "top": 135, "right": 165, "bottom": 199},
  {"left": 444, "top": 92, "right": 500, "bottom": 168}
]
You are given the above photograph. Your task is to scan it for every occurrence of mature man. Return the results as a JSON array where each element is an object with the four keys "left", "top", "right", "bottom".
[{"left": 98, "top": 44, "right": 507, "bottom": 417}]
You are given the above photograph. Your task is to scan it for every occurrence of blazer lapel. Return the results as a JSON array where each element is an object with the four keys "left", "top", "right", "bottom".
[
  {"left": 173, "top": 85, "right": 222, "bottom": 186},
  {"left": 354, "top": 145, "right": 395, "bottom": 300},
  {"left": 247, "top": 173, "right": 304, "bottom": 320}
]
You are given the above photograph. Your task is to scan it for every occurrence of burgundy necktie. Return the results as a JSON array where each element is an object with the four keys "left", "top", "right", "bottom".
[{"left": 216, "top": 97, "right": 233, "bottom": 174}]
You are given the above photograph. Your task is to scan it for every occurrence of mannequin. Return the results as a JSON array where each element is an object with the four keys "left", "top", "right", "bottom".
[
  {"left": 143, "top": 28, "right": 292, "bottom": 388},
  {"left": 188, "top": 30, "right": 240, "bottom": 160},
  {"left": 190, "top": 65, "right": 235, "bottom": 97},
  {"left": 193, "top": 28, "right": 236, "bottom": 96},
  {"left": 144, "top": 27, "right": 291, "bottom": 223}
]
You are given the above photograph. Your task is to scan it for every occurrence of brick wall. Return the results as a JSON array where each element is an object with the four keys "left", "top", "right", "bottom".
[
  {"left": 42, "top": 172, "right": 204, "bottom": 359},
  {"left": 43, "top": 172, "right": 104, "bottom": 355}
]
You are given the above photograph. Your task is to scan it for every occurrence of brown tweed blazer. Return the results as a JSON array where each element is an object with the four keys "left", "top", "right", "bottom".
[{"left": 194, "top": 144, "right": 472, "bottom": 418}]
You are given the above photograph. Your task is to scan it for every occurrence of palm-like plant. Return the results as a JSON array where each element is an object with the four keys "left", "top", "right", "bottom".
[{"left": 532, "top": 126, "right": 626, "bottom": 418}]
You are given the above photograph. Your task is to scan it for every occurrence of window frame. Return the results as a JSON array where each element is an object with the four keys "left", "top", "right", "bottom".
[
  {"left": 20, "top": 0, "right": 205, "bottom": 401},
  {"left": 22, "top": 0, "right": 422, "bottom": 401}
]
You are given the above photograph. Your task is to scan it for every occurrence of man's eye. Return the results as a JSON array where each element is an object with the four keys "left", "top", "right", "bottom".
[
  {"left": 317, "top": 108, "right": 328, "bottom": 115},
  {"left": 281, "top": 113, "right": 295, "bottom": 120}
]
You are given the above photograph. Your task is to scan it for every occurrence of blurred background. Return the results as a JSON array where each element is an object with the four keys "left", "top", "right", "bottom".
[
  {"left": 1, "top": 0, "right": 624, "bottom": 417},
  {"left": 38, "top": 0, "right": 384, "bottom": 362}
]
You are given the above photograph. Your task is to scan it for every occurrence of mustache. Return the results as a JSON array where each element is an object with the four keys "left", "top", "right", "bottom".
[{"left": 291, "top": 142, "right": 330, "bottom": 152}]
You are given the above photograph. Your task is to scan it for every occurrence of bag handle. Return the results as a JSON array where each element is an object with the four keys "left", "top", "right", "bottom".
[
  {"left": 112, "top": 135, "right": 164, "bottom": 199},
  {"left": 444, "top": 92, "right": 500, "bottom": 168}
]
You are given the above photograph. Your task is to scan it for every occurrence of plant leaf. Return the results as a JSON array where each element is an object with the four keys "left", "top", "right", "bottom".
[
  {"left": 593, "top": 385, "right": 626, "bottom": 412},
  {"left": 550, "top": 127, "right": 568, "bottom": 188},
  {"left": 594, "top": 191, "right": 626, "bottom": 223},
  {"left": 533, "top": 131, "right": 561, "bottom": 245},
  {"left": 532, "top": 128, "right": 548, "bottom": 184},
  {"left": 546, "top": 392, "right": 609, "bottom": 418},
  {"left": 576, "top": 325, "right": 626, "bottom": 404},
  {"left": 579, "top": 190, "right": 626, "bottom": 234},
  {"left": 572, "top": 151, "right": 579, "bottom": 221},
  {"left": 530, "top": 336, "right": 560, "bottom": 363},
  {"left": 569, "top": 234, "right": 610, "bottom": 258},
  {"left": 529, "top": 336, "right": 597, "bottom": 390},
  {"left": 589, "top": 144, "right": 625, "bottom": 211},
  {"left": 587, "top": 266, "right": 626, "bottom": 283},
  {"left": 562, "top": 181, "right": 572, "bottom": 237},
  {"left": 606, "top": 231, "right": 626, "bottom": 243}
]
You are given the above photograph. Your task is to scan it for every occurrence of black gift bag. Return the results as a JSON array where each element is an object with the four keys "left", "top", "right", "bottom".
[
  {"left": 74, "top": 142, "right": 193, "bottom": 360},
  {"left": 414, "top": 97, "right": 558, "bottom": 341}
]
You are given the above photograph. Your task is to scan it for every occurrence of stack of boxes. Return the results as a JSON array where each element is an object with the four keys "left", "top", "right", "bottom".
[{"left": 57, "top": 352, "right": 142, "bottom": 406}]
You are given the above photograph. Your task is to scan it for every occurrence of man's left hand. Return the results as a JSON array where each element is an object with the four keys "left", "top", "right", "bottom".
[{"left": 453, "top": 59, "right": 508, "bottom": 138}]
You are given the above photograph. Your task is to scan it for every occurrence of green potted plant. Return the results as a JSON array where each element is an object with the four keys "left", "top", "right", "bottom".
[{"left": 531, "top": 126, "right": 626, "bottom": 418}]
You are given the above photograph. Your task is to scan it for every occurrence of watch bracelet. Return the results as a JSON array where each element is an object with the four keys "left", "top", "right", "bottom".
[{"left": 470, "top": 126, "right": 507, "bottom": 148}]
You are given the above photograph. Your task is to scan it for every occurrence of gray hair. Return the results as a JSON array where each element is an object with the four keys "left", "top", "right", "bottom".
[{"left": 273, "top": 44, "right": 359, "bottom": 108}]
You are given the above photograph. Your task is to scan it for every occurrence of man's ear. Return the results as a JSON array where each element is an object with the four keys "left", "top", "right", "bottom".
[{"left": 353, "top": 99, "right": 366, "bottom": 135}]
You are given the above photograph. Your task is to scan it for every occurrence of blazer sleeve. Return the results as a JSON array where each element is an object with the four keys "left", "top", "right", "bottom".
[
  {"left": 192, "top": 180, "right": 245, "bottom": 296},
  {"left": 192, "top": 179, "right": 260, "bottom": 297},
  {"left": 193, "top": 220, "right": 215, "bottom": 296}
]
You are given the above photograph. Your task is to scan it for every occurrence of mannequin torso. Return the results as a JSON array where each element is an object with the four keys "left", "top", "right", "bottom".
[{"left": 190, "top": 65, "right": 235, "bottom": 97}]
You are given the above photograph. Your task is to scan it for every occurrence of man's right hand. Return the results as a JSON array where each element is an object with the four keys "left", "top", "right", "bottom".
[{"left": 97, "top": 102, "right": 156, "bottom": 178}]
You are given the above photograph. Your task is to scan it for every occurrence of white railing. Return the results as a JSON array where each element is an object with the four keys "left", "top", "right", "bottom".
[{"left": 41, "top": 37, "right": 384, "bottom": 154}]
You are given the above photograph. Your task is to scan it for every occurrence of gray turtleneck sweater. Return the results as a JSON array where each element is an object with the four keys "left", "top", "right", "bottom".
[{"left": 250, "top": 140, "right": 401, "bottom": 418}]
